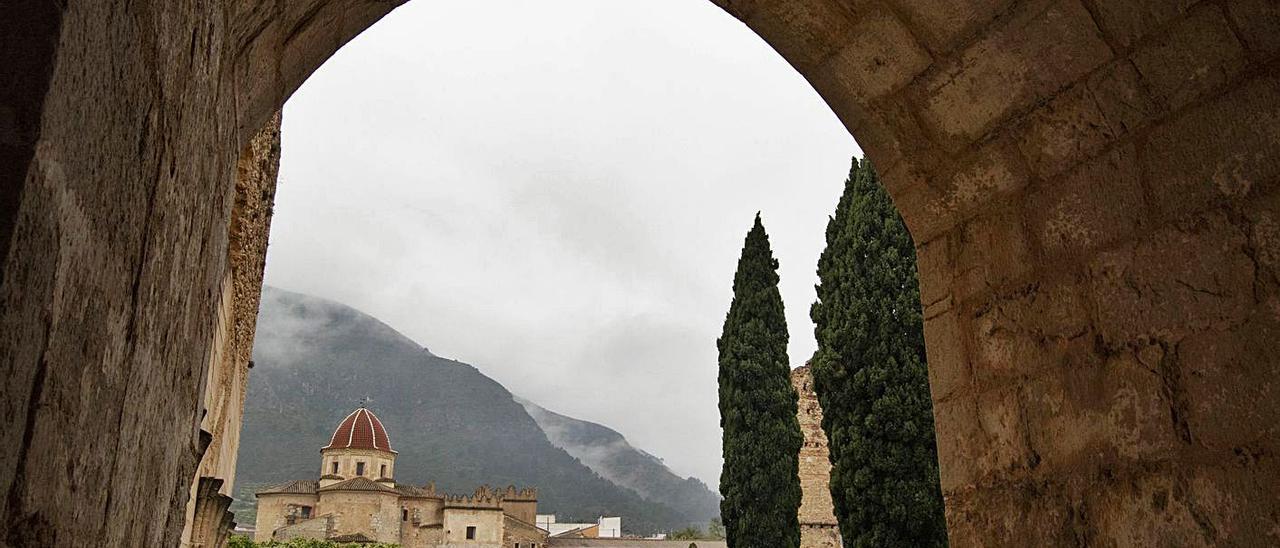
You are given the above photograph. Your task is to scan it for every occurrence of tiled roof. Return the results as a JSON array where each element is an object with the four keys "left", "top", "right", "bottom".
[
  {"left": 256, "top": 479, "right": 318, "bottom": 496},
  {"left": 317, "top": 476, "right": 399, "bottom": 494},
  {"left": 323, "top": 407, "right": 395, "bottom": 453}
]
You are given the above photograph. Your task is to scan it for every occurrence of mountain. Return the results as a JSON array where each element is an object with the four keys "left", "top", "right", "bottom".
[
  {"left": 516, "top": 398, "right": 721, "bottom": 524},
  {"left": 233, "top": 286, "right": 717, "bottom": 534}
]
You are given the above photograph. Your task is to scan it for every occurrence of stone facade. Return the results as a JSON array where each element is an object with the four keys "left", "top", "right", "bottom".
[
  {"left": 254, "top": 408, "right": 546, "bottom": 548},
  {"left": 3, "top": 1, "right": 1280, "bottom": 546},
  {"left": 791, "top": 366, "right": 842, "bottom": 548}
]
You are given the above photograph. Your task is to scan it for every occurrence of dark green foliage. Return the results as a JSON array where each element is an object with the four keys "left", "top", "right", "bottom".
[
  {"left": 227, "top": 536, "right": 398, "bottom": 548},
  {"left": 809, "top": 158, "right": 948, "bottom": 547},
  {"left": 717, "top": 215, "right": 803, "bottom": 548}
]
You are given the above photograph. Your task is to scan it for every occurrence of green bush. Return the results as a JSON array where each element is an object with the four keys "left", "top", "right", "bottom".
[{"left": 226, "top": 535, "right": 399, "bottom": 548}]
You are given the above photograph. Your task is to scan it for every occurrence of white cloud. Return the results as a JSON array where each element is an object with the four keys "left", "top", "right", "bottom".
[{"left": 263, "top": 0, "right": 859, "bottom": 487}]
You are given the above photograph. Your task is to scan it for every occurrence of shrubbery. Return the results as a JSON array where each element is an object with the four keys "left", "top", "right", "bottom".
[{"left": 227, "top": 535, "right": 399, "bottom": 548}]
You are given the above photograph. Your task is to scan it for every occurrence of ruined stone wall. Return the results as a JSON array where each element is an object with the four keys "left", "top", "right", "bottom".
[
  {"left": 274, "top": 515, "right": 334, "bottom": 542},
  {"left": 319, "top": 490, "right": 402, "bottom": 544},
  {"left": 791, "top": 366, "right": 842, "bottom": 548},
  {"left": 254, "top": 493, "right": 322, "bottom": 542}
]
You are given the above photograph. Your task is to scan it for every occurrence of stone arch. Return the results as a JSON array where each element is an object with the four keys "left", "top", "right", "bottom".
[{"left": 1, "top": 1, "right": 1277, "bottom": 546}]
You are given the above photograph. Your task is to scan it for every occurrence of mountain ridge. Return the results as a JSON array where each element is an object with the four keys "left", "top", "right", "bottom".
[{"left": 234, "top": 286, "right": 718, "bottom": 534}]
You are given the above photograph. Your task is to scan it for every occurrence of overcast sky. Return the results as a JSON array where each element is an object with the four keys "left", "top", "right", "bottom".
[{"left": 263, "top": 0, "right": 859, "bottom": 488}]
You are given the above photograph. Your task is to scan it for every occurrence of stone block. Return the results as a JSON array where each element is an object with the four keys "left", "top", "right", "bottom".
[
  {"left": 1021, "top": 348, "right": 1181, "bottom": 472},
  {"left": 976, "top": 383, "right": 1035, "bottom": 470},
  {"left": 952, "top": 205, "right": 1032, "bottom": 301},
  {"left": 916, "top": 235, "right": 952, "bottom": 307},
  {"left": 1129, "top": 5, "right": 1246, "bottom": 110},
  {"left": 886, "top": 0, "right": 1014, "bottom": 54},
  {"left": 1141, "top": 72, "right": 1280, "bottom": 221},
  {"left": 1025, "top": 144, "right": 1145, "bottom": 258},
  {"left": 1245, "top": 188, "right": 1280, "bottom": 309},
  {"left": 849, "top": 96, "right": 941, "bottom": 178},
  {"left": 1088, "top": 212, "right": 1255, "bottom": 346},
  {"left": 821, "top": 5, "right": 932, "bottom": 102},
  {"left": 943, "top": 482, "right": 1077, "bottom": 546},
  {"left": 1087, "top": 60, "right": 1161, "bottom": 135},
  {"left": 1178, "top": 320, "right": 1280, "bottom": 452},
  {"left": 745, "top": 0, "right": 857, "bottom": 70},
  {"left": 1084, "top": 466, "right": 1218, "bottom": 547},
  {"left": 923, "top": 308, "right": 969, "bottom": 403},
  {"left": 884, "top": 138, "right": 1027, "bottom": 242},
  {"left": 1225, "top": 0, "right": 1280, "bottom": 57},
  {"left": 933, "top": 391, "right": 1037, "bottom": 493},
  {"left": 884, "top": 164, "right": 958, "bottom": 242},
  {"left": 914, "top": 0, "right": 1113, "bottom": 144},
  {"left": 1014, "top": 80, "right": 1118, "bottom": 179},
  {"left": 966, "top": 276, "right": 1092, "bottom": 385},
  {"left": 1088, "top": 0, "right": 1195, "bottom": 49}
]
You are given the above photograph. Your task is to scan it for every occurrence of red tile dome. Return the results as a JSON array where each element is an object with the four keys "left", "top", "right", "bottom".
[{"left": 323, "top": 407, "right": 395, "bottom": 453}]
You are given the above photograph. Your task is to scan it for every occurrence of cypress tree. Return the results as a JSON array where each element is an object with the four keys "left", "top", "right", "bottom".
[
  {"left": 718, "top": 214, "right": 803, "bottom": 548},
  {"left": 810, "top": 158, "right": 948, "bottom": 547}
]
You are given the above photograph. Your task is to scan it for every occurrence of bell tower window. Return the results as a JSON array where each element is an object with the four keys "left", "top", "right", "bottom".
[
  {"left": 331, "top": 461, "right": 338, "bottom": 474},
  {"left": 356, "top": 462, "right": 365, "bottom": 476}
]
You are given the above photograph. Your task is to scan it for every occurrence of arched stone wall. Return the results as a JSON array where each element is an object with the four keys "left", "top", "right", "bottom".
[{"left": 1, "top": 1, "right": 1277, "bottom": 546}]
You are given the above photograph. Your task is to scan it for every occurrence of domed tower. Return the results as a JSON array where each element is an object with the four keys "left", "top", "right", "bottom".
[{"left": 319, "top": 406, "right": 398, "bottom": 488}]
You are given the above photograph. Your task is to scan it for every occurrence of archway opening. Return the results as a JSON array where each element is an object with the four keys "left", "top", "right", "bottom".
[{"left": 229, "top": 0, "right": 858, "bottom": 541}]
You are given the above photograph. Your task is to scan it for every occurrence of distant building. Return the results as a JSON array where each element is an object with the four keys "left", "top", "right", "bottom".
[
  {"left": 537, "top": 515, "right": 623, "bottom": 538},
  {"left": 254, "top": 406, "right": 548, "bottom": 547},
  {"left": 792, "top": 366, "right": 843, "bottom": 548}
]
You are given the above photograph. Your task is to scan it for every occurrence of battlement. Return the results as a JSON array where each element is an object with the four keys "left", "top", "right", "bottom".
[{"left": 441, "top": 485, "right": 537, "bottom": 508}]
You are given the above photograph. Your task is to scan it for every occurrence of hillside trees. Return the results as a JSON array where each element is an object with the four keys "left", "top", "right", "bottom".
[
  {"left": 717, "top": 214, "right": 803, "bottom": 548},
  {"left": 809, "top": 158, "right": 948, "bottom": 547}
]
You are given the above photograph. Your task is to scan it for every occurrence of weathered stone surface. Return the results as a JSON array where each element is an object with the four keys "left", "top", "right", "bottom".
[
  {"left": 1129, "top": 4, "right": 1246, "bottom": 110},
  {"left": 913, "top": 0, "right": 1113, "bottom": 145},
  {"left": 1225, "top": 0, "right": 1280, "bottom": 57},
  {"left": 1088, "top": 0, "right": 1194, "bottom": 50},
  {"left": 820, "top": 4, "right": 932, "bottom": 102},
  {"left": 1141, "top": 72, "right": 1280, "bottom": 221},
  {"left": 1025, "top": 144, "right": 1146, "bottom": 258},
  {"left": 887, "top": 0, "right": 1014, "bottom": 54},
  {"left": 791, "top": 366, "right": 842, "bottom": 547},
  {"left": 180, "top": 111, "right": 282, "bottom": 547},
  {"left": 3, "top": 1, "right": 1280, "bottom": 546},
  {"left": 1089, "top": 212, "right": 1255, "bottom": 346},
  {"left": 1086, "top": 60, "right": 1161, "bottom": 135},
  {"left": 1013, "top": 80, "right": 1119, "bottom": 179}
]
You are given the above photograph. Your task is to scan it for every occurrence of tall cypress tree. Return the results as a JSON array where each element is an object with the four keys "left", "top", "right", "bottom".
[
  {"left": 718, "top": 214, "right": 803, "bottom": 548},
  {"left": 810, "top": 158, "right": 948, "bottom": 547}
]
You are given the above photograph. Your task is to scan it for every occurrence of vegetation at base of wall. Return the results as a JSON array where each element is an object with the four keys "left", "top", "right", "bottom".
[
  {"left": 809, "top": 157, "right": 948, "bottom": 547},
  {"left": 227, "top": 535, "right": 400, "bottom": 548},
  {"left": 717, "top": 215, "right": 804, "bottom": 548}
]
